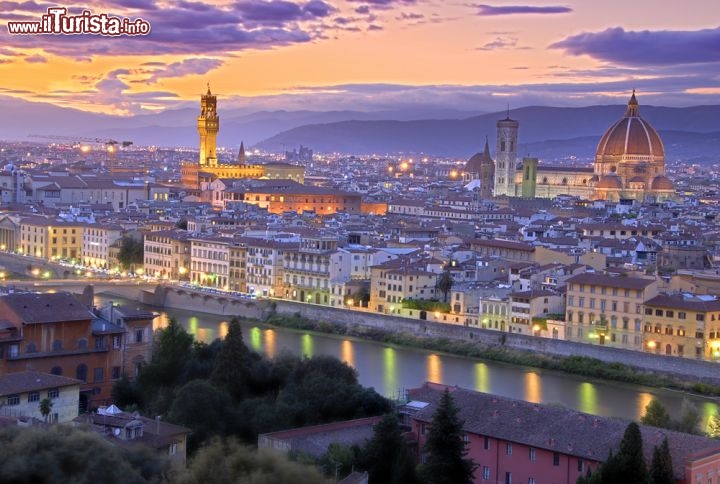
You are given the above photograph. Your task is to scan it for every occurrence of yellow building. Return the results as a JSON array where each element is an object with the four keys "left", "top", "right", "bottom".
[
  {"left": 643, "top": 293, "right": 720, "bottom": 360},
  {"left": 565, "top": 273, "right": 658, "bottom": 351},
  {"left": 180, "top": 86, "right": 305, "bottom": 189},
  {"left": 19, "top": 216, "right": 83, "bottom": 261}
]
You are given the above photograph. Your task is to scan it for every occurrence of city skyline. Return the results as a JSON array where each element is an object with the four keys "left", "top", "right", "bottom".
[{"left": 1, "top": 0, "right": 718, "bottom": 116}]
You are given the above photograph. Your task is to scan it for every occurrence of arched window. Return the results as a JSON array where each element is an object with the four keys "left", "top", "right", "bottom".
[
  {"left": 26, "top": 342, "right": 37, "bottom": 353},
  {"left": 51, "top": 366, "right": 62, "bottom": 376},
  {"left": 52, "top": 340, "right": 62, "bottom": 351},
  {"left": 78, "top": 338, "right": 88, "bottom": 349},
  {"left": 562, "top": 177, "right": 568, "bottom": 185}
]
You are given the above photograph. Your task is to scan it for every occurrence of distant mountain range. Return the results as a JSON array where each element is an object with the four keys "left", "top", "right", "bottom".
[
  {"left": 1, "top": 96, "right": 719, "bottom": 161},
  {"left": 256, "top": 105, "right": 720, "bottom": 160}
]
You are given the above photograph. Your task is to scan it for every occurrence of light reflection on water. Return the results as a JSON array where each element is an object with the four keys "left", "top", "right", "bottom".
[{"left": 96, "top": 297, "right": 720, "bottom": 425}]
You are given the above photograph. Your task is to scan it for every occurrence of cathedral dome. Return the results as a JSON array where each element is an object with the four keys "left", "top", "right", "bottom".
[
  {"left": 464, "top": 139, "right": 493, "bottom": 173},
  {"left": 596, "top": 91, "right": 664, "bottom": 160},
  {"left": 651, "top": 175, "right": 674, "bottom": 190},
  {"left": 597, "top": 174, "right": 623, "bottom": 189}
]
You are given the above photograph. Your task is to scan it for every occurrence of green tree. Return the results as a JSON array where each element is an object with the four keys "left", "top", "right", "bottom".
[
  {"left": 210, "top": 317, "right": 252, "bottom": 400},
  {"left": 674, "top": 398, "right": 701, "bottom": 435},
  {"left": 175, "top": 437, "right": 328, "bottom": 484},
  {"left": 352, "top": 286, "right": 371, "bottom": 307},
  {"left": 707, "top": 413, "right": 720, "bottom": 438},
  {"left": 39, "top": 398, "right": 53, "bottom": 423},
  {"left": 167, "top": 380, "right": 238, "bottom": 453},
  {"left": 640, "top": 399, "right": 671, "bottom": 429},
  {"left": 360, "top": 413, "right": 418, "bottom": 484},
  {"left": 420, "top": 389, "right": 476, "bottom": 484},
  {"left": 117, "top": 236, "right": 144, "bottom": 270},
  {"left": 0, "top": 426, "right": 170, "bottom": 484},
  {"left": 601, "top": 422, "right": 648, "bottom": 484},
  {"left": 649, "top": 437, "right": 674, "bottom": 484},
  {"left": 137, "top": 317, "right": 194, "bottom": 414},
  {"left": 436, "top": 269, "right": 454, "bottom": 303}
]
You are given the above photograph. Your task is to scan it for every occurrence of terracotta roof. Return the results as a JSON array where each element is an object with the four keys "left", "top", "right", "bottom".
[
  {"left": 0, "top": 292, "right": 93, "bottom": 324},
  {"left": 566, "top": 273, "right": 656, "bottom": 290},
  {"left": 408, "top": 383, "right": 720, "bottom": 479},
  {"left": 0, "top": 371, "right": 82, "bottom": 396},
  {"left": 645, "top": 294, "right": 720, "bottom": 312}
]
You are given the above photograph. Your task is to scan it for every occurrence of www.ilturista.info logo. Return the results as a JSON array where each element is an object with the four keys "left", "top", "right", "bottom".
[{"left": 7, "top": 7, "right": 151, "bottom": 35}]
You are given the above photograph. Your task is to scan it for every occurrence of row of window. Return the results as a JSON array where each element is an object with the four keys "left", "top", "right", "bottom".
[
  {"left": 6, "top": 388, "right": 59, "bottom": 406},
  {"left": 571, "top": 284, "right": 639, "bottom": 297}
]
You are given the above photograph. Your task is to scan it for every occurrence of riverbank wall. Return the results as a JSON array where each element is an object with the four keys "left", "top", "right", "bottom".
[{"left": 155, "top": 285, "right": 720, "bottom": 385}]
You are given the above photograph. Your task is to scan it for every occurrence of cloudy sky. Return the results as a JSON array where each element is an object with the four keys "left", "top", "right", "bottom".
[{"left": 1, "top": 0, "right": 718, "bottom": 115}]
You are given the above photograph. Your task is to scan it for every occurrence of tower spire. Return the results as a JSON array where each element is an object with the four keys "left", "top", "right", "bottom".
[{"left": 237, "top": 141, "right": 246, "bottom": 164}]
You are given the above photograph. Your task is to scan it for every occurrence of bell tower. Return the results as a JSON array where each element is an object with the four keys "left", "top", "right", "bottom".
[
  {"left": 494, "top": 112, "right": 519, "bottom": 197},
  {"left": 198, "top": 83, "right": 219, "bottom": 167}
]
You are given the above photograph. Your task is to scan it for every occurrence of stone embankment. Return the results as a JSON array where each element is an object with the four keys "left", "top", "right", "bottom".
[{"left": 154, "top": 285, "right": 720, "bottom": 386}]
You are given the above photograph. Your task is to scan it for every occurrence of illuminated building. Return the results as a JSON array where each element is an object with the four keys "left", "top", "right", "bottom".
[{"left": 180, "top": 86, "right": 305, "bottom": 189}]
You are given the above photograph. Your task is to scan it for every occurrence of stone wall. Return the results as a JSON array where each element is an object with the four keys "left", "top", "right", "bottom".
[
  {"left": 271, "top": 300, "right": 720, "bottom": 384},
  {"left": 155, "top": 287, "right": 720, "bottom": 384}
]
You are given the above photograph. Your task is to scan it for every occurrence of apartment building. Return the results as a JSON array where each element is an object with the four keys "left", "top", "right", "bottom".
[
  {"left": 190, "top": 235, "right": 231, "bottom": 289},
  {"left": 81, "top": 223, "right": 123, "bottom": 269},
  {"left": 0, "top": 292, "right": 125, "bottom": 410},
  {"left": 228, "top": 239, "right": 248, "bottom": 293},
  {"left": 508, "top": 289, "right": 565, "bottom": 335},
  {"left": 143, "top": 229, "right": 192, "bottom": 281},
  {"left": 18, "top": 216, "right": 83, "bottom": 261},
  {"left": 0, "top": 371, "right": 81, "bottom": 423},
  {"left": 643, "top": 293, "right": 720, "bottom": 360},
  {"left": 369, "top": 258, "right": 440, "bottom": 315},
  {"left": 565, "top": 273, "right": 659, "bottom": 350},
  {"left": 283, "top": 232, "right": 343, "bottom": 305},
  {"left": 246, "top": 238, "right": 297, "bottom": 297},
  {"left": 406, "top": 382, "right": 720, "bottom": 484}
]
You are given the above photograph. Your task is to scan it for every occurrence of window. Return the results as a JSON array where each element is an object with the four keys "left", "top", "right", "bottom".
[
  {"left": 169, "top": 442, "right": 178, "bottom": 455},
  {"left": 578, "top": 459, "right": 584, "bottom": 472},
  {"left": 482, "top": 466, "right": 491, "bottom": 480},
  {"left": 112, "top": 366, "right": 121, "bottom": 380},
  {"left": 135, "top": 329, "right": 144, "bottom": 343},
  {"left": 645, "top": 308, "right": 653, "bottom": 315},
  {"left": 76, "top": 364, "right": 87, "bottom": 382},
  {"left": 93, "top": 367, "right": 104, "bottom": 383},
  {"left": 679, "top": 312, "right": 686, "bottom": 320},
  {"left": 51, "top": 366, "right": 62, "bottom": 376},
  {"left": 28, "top": 391, "right": 40, "bottom": 403},
  {"left": 506, "top": 442, "right": 513, "bottom": 455},
  {"left": 553, "top": 452, "right": 560, "bottom": 466},
  {"left": 697, "top": 314, "right": 706, "bottom": 322},
  {"left": 505, "top": 472, "right": 512, "bottom": 484},
  {"left": 529, "top": 447, "right": 536, "bottom": 461},
  {"left": 484, "top": 436, "right": 490, "bottom": 450},
  {"left": 529, "top": 479, "right": 536, "bottom": 484},
  {"left": 7, "top": 394, "right": 20, "bottom": 406},
  {"left": 48, "top": 388, "right": 59, "bottom": 399},
  {"left": 112, "top": 336, "right": 121, "bottom": 349},
  {"left": 95, "top": 336, "right": 106, "bottom": 350}
]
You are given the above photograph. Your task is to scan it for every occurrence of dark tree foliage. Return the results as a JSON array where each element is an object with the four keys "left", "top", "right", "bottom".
[
  {"left": 360, "top": 413, "right": 418, "bottom": 484},
  {"left": 0, "top": 426, "right": 170, "bottom": 484},
  {"left": 601, "top": 422, "right": 648, "bottom": 484},
  {"left": 117, "top": 236, "right": 144, "bottom": 270},
  {"left": 421, "top": 389, "right": 477, "bottom": 484},
  {"left": 175, "top": 218, "right": 188, "bottom": 230},
  {"left": 436, "top": 270, "right": 454, "bottom": 303},
  {"left": 650, "top": 438, "right": 674, "bottom": 484},
  {"left": 112, "top": 375, "right": 143, "bottom": 410},
  {"left": 314, "top": 443, "right": 362, "bottom": 481},
  {"left": 640, "top": 399, "right": 671, "bottom": 429},
  {"left": 210, "top": 317, "right": 252, "bottom": 400},
  {"left": 175, "top": 437, "right": 328, "bottom": 484},
  {"left": 167, "top": 379, "right": 238, "bottom": 453},
  {"left": 674, "top": 399, "right": 701, "bottom": 435}
]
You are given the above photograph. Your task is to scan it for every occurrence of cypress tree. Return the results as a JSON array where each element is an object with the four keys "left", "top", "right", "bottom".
[
  {"left": 210, "top": 317, "right": 252, "bottom": 400},
  {"left": 650, "top": 438, "right": 674, "bottom": 484},
  {"left": 421, "top": 389, "right": 476, "bottom": 484},
  {"left": 603, "top": 422, "right": 648, "bottom": 484},
  {"left": 361, "top": 413, "right": 417, "bottom": 484}
]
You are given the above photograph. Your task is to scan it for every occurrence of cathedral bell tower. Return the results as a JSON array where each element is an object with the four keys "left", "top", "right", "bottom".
[
  {"left": 494, "top": 112, "right": 519, "bottom": 197},
  {"left": 198, "top": 83, "right": 219, "bottom": 167}
]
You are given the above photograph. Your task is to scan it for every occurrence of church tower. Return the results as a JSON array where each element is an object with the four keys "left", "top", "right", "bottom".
[
  {"left": 198, "top": 84, "right": 219, "bottom": 167},
  {"left": 494, "top": 114, "right": 519, "bottom": 197}
]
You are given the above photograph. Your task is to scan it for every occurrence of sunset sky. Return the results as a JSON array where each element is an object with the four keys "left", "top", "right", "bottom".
[{"left": 1, "top": 0, "right": 718, "bottom": 116}]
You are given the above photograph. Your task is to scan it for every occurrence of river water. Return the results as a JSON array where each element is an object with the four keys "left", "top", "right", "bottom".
[{"left": 98, "top": 296, "right": 720, "bottom": 429}]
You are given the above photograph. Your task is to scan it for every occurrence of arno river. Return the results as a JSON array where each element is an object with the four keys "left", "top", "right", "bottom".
[{"left": 99, "top": 297, "right": 720, "bottom": 429}]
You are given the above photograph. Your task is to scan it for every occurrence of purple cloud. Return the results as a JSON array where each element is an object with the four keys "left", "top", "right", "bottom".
[
  {"left": 551, "top": 26, "right": 720, "bottom": 65},
  {"left": 24, "top": 54, "right": 47, "bottom": 63},
  {"left": 367, "top": 24, "right": 382, "bottom": 31},
  {"left": 355, "top": 5, "right": 370, "bottom": 14},
  {"left": 475, "top": 4, "right": 572, "bottom": 15},
  {"left": 397, "top": 12, "right": 423, "bottom": 20},
  {"left": 346, "top": 0, "right": 415, "bottom": 5},
  {"left": 147, "top": 58, "right": 224, "bottom": 82}
]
